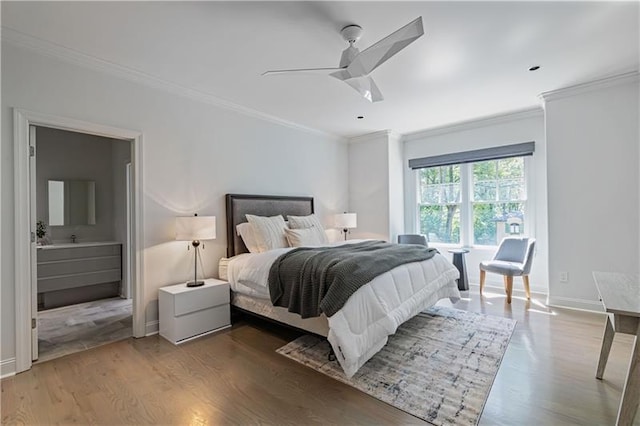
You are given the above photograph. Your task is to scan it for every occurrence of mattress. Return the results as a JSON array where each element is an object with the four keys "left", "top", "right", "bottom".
[{"left": 218, "top": 257, "right": 230, "bottom": 282}]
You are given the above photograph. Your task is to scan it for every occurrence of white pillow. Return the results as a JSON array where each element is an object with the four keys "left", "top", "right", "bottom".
[
  {"left": 246, "top": 214, "right": 288, "bottom": 252},
  {"left": 284, "top": 228, "right": 325, "bottom": 247},
  {"left": 236, "top": 222, "right": 261, "bottom": 253},
  {"left": 287, "top": 214, "right": 329, "bottom": 244}
]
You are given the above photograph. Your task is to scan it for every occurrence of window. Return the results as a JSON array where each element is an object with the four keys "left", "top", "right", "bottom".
[
  {"left": 472, "top": 158, "right": 526, "bottom": 246},
  {"left": 416, "top": 157, "right": 528, "bottom": 247},
  {"left": 418, "top": 165, "right": 461, "bottom": 243}
]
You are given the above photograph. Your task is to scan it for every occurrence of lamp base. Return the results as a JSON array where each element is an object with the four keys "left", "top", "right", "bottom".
[{"left": 186, "top": 280, "right": 205, "bottom": 287}]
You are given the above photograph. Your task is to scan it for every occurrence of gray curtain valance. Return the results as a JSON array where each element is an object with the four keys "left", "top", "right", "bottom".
[{"left": 408, "top": 141, "right": 535, "bottom": 170}]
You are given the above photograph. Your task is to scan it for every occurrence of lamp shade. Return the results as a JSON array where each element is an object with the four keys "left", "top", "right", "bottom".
[
  {"left": 334, "top": 213, "right": 357, "bottom": 229},
  {"left": 175, "top": 215, "right": 216, "bottom": 241}
]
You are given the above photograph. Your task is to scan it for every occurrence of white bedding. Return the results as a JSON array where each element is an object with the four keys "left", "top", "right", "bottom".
[{"left": 226, "top": 240, "right": 461, "bottom": 377}]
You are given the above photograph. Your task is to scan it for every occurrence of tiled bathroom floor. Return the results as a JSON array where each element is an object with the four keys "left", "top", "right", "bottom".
[{"left": 36, "top": 297, "right": 132, "bottom": 363}]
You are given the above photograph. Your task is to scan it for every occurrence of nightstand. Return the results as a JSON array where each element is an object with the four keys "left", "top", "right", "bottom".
[{"left": 159, "top": 278, "right": 230, "bottom": 344}]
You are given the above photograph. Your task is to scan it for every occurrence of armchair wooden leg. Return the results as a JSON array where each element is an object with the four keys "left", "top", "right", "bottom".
[
  {"left": 479, "top": 269, "right": 486, "bottom": 295},
  {"left": 505, "top": 276, "right": 513, "bottom": 304},
  {"left": 523, "top": 275, "right": 531, "bottom": 300}
]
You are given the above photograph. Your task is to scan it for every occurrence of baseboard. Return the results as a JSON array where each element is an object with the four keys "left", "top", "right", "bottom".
[
  {"left": 547, "top": 296, "right": 604, "bottom": 313},
  {"left": 145, "top": 320, "right": 159, "bottom": 336},
  {"left": 467, "top": 282, "right": 547, "bottom": 297},
  {"left": 1, "top": 358, "right": 16, "bottom": 379}
]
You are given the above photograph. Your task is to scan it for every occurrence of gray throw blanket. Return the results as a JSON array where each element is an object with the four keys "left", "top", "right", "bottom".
[{"left": 268, "top": 240, "right": 439, "bottom": 318}]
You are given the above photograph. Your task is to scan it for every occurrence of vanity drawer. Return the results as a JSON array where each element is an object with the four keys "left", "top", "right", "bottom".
[
  {"left": 38, "top": 256, "right": 121, "bottom": 278},
  {"left": 38, "top": 244, "right": 121, "bottom": 262},
  {"left": 38, "top": 269, "right": 121, "bottom": 293}
]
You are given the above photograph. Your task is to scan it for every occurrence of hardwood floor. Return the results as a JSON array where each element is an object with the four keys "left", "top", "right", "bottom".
[{"left": 2, "top": 288, "right": 639, "bottom": 425}]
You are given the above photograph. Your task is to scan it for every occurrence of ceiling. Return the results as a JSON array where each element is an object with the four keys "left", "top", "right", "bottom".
[{"left": 2, "top": 1, "right": 638, "bottom": 138}]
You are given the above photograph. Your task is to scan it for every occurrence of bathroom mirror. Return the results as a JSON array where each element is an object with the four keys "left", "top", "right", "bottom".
[{"left": 48, "top": 180, "right": 96, "bottom": 226}]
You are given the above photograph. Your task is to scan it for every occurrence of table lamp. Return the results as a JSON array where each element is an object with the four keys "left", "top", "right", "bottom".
[
  {"left": 175, "top": 214, "right": 216, "bottom": 287},
  {"left": 335, "top": 212, "right": 357, "bottom": 241}
]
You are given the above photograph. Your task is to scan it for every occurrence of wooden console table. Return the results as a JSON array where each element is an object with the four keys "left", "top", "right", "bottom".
[{"left": 593, "top": 272, "right": 640, "bottom": 426}]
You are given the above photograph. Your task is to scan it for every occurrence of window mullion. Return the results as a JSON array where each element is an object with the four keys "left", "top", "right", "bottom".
[
  {"left": 460, "top": 164, "right": 472, "bottom": 247},
  {"left": 414, "top": 170, "right": 420, "bottom": 233}
]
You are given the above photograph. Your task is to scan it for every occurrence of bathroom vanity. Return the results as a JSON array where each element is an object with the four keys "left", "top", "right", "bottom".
[{"left": 37, "top": 241, "right": 122, "bottom": 310}]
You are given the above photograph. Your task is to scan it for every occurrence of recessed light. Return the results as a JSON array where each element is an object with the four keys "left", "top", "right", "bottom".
[
  {"left": 528, "top": 65, "right": 540, "bottom": 71},
  {"left": 357, "top": 116, "right": 364, "bottom": 119}
]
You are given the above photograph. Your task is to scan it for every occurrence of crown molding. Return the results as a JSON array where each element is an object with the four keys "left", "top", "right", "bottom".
[
  {"left": 539, "top": 70, "right": 639, "bottom": 103},
  {"left": 1, "top": 27, "right": 341, "bottom": 141},
  {"left": 348, "top": 129, "right": 400, "bottom": 144},
  {"left": 402, "top": 107, "right": 543, "bottom": 142}
]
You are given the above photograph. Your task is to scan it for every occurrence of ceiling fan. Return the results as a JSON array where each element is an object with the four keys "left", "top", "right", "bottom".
[{"left": 263, "top": 17, "right": 424, "bottom": 103}]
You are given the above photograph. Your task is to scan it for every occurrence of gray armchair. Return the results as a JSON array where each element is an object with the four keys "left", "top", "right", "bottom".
[
  {"left": 397, "top": 234, "right": 428, "bottom": 246},
  {"left": 479, "top": 237, "right": 536, "bottom": 304}
]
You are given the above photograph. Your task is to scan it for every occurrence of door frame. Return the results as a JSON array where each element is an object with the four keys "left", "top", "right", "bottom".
[
  {"left": 123, "top": 162, "right": 133, "bottom": 299},
  {"left": 13, "top": 108, "right": 145, "bottom": 373}
]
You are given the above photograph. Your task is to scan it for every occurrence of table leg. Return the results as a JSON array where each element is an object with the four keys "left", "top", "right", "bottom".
[
  {"left": 451, "top": 253, "right": 469, "bottom": 291},
  {"left": 596, "top": 314, "right": 615, "bottom": 380},
  {"left": 616, "top": 321, "right": 640, "bottom": 426}
]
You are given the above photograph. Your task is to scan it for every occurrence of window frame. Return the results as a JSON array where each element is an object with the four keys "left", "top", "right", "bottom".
[{"left": 414, "top": 156, "right": 532, "bottom": 248}]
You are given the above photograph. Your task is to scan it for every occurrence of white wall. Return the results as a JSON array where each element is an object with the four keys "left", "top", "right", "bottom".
[
  {"left": 387, "top": 133, "right": 404, "bottom": 240},
  {"left": 35, "top": 127, "right": 119, "bottom": 243},
  {"left": 348, "top": 131, "right": 404, "bottom": 242},
  {"left": 403, "top": 110, "right": 549, "bottom": 293},
  {"left": 348, "top": 133, "right": 390, "bottom": 240},
  {"left": 1, "top": 42, "right": 348, "bottom": 368},
  {"left": 543, "top": 76, "right": 639, "bottom": 311}
]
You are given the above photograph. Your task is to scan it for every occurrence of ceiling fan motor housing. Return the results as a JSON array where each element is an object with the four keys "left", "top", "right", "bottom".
[{"left": 341, "top": 25, "right": 363, "bottom": 44}]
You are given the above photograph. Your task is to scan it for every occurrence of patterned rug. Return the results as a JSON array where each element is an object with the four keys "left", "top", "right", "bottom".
[{"left": 276, "top": 306, "right": 516, "bottom": 426}]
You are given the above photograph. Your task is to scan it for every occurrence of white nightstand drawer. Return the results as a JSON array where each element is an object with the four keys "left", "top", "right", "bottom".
[
  {"left": 174, "top": 283, "right": 229, "bottom": 316},
  {"left": 172, "top": 304, "right": 230, "bottom": 343}
]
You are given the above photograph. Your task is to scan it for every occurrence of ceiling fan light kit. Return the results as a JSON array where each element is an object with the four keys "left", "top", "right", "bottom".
[{"left": 263, "top": 17, "right": 424, "bottom": 103}]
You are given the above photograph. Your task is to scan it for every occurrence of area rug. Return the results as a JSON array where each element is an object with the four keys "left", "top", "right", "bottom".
[{"left": 276, "top": 306, "right": 516, "bottom": 426}]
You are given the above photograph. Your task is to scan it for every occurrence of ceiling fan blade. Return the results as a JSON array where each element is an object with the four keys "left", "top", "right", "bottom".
[
  {"left": 262, "top": 67, "right": 344, "bottom": 76},
  {"left": 343, "top": 75, "right": 384, "bottom": 103},
  {"left": 346, "top": 17, "right": 424, "bottom": 78}
]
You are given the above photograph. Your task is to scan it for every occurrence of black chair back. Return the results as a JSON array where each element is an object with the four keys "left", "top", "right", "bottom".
[{"left": 397, "top": 234, "right": 428, "bottom": 246}]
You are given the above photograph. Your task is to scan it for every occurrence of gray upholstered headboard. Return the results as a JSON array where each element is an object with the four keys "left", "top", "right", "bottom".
[{"left": 225, "top": 194, "right": 314, "bottom": 257}]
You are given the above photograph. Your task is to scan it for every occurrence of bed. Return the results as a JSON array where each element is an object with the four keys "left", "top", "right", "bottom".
[{"left": 222, "top": 193, "right": 461, "bottom": 377}]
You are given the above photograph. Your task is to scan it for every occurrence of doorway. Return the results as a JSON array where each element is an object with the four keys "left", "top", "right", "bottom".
[
  {"left": 13, "top": 109, "right": 145, "bottom": 373},
  {"left": 33, "top": 126, "right": 133, "bottom": 363}
]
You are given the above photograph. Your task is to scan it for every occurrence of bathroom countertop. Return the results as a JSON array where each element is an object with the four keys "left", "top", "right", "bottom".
[{"left": 37, "top": 241, "right": 121, "bottom": 249}]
